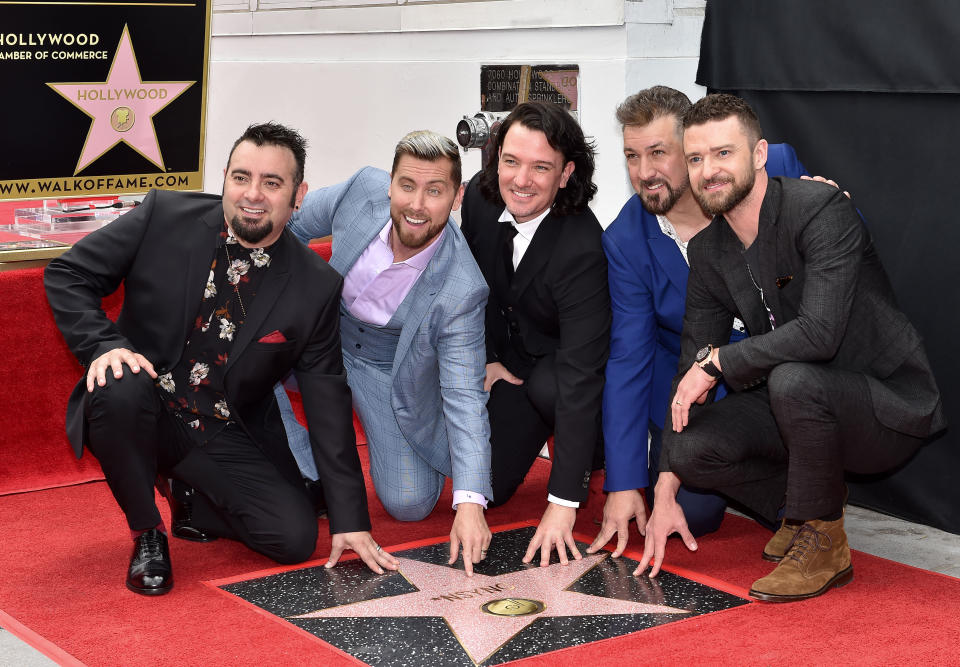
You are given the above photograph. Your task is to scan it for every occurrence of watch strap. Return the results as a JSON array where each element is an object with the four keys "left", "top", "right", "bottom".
[{"left": 699, "top": 358, "right": 722, "bottom": 378}]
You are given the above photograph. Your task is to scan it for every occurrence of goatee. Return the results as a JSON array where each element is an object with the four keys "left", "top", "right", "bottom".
[
  {"left": 640, "top": 177, "right": 688, "bottom": 215},
  {"left": 230, "top": 215, "right": 273, "bottom": 245}
]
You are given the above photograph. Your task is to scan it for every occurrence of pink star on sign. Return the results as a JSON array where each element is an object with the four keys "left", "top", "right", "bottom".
[
  {"left": 47, "top": 24, "right": 194, "bottom": 174},
  {"left": 293, "top": 554, "right": 688, "bottom": 664}
]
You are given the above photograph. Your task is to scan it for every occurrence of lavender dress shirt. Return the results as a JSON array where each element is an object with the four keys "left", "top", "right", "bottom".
[{"left": 343, "top": 221, "right": 444, "bottom": 326}]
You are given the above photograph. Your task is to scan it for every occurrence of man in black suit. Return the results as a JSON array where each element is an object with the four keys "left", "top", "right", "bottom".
[
  {"left": 638, "top": 95, "right": 945, "bottom": 602},
  {"left": 44, "top": 122, "right": 398, "bottom": 596},
  {"left": 460, "top": 102, "right": 611, "bottom": 567}
]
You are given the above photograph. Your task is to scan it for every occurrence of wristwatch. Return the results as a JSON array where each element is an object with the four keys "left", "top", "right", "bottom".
[{"left": 695, "top": 344, "right": 722, "bottom": 379}]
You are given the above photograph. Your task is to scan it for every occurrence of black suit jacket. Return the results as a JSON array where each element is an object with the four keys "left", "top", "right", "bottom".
[
  {"left": 460, "top": 174, "right": 611, "bottom": 501},
  {"left": 673, "top": 177, "right": 944, "bottom": 438},
  {"left": 43, "top": 189, "right": 370, "bottom": 534}
]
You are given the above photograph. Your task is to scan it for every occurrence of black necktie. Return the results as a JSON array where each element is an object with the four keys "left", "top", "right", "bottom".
[{"left": 502, "top": 223, "right": 518, "bottom": 281}]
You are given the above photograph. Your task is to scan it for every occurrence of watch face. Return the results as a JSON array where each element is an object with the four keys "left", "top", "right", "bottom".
[{"left": 695, "top": 346, "right": 711, "bottom": 363}]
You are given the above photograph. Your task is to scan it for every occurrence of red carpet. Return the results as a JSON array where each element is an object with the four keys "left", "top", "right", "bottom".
[
  {"left": 3, "top": 240, "right": 958, "bottom": 664},
  {"left": 1, "top": 451, "right": 958, "bottom": 666},
  {"left": 0, "top": 267, "right": 119, "bottom": 496}
]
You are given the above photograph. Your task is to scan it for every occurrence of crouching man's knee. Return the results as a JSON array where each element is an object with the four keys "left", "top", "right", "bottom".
[
  {"left": 245, "top": 495, "right": 318, "bottom": 564},
  {"left": 265, "top": 518, "right": 318, "bottom": 565},
  {"left": 661, "top": 430, "right": 719, "bottom": 489},
  {"left": 86, "top": 369, "right": 158, "bottom": 423},
  {"left": 380, "top": 485, "right": 443, "bottom": 522},
  {"left": 767, "top": 362, "right": 828, "bottom": 407},
  {"left": 382, "top": 498, "right": 434, "bottom": 522}
]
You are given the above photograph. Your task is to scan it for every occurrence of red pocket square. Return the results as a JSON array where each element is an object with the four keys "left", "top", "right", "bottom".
[{"left": 258, "top": 330, "right": 288, "bottom": 343}]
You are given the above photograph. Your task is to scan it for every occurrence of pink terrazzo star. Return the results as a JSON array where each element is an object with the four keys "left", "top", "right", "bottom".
[
  {"left": 47, "top": 24, "right": 194, "bottom": 173},
  {"left": 293, "top": 554, "right": 688, "bottom": 664}
]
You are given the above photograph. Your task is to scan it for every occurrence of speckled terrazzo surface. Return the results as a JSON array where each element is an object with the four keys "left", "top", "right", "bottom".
[{"left": 219, "top": 527, "right": 749, "bottom": 665}]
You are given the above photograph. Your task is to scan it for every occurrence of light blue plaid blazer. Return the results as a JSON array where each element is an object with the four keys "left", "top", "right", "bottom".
[{"left": 287, "top": 167, "right": 492, "bottom": 498}]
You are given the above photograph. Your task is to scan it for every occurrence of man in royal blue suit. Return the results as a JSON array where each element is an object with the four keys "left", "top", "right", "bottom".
[{"left": 588, "top": 87, "right": 807, "bottom": 558}]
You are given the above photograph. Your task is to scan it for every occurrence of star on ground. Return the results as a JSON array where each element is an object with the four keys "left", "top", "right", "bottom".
[
  {"left": 216, "top": 527, "right": 750, "bottom": 666},
  {"left": 293, "top": 554, "right": 688, "bottom": 663}
]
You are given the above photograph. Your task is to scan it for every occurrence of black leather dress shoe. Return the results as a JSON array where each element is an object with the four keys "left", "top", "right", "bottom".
[
  {"left": 154, "top": 476, "right": 218, "bottom": 542},
  {"left": 126, "top": 528, "right": 173, "bottom": 596}
]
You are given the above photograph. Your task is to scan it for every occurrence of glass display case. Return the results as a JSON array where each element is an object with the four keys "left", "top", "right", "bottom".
[{"left": 0, "top": 198, "right": 137, "bottom": 268}]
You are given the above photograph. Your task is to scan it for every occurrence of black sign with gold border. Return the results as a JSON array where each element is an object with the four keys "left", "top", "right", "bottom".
[{"left": 0, "top": 0, "right": 210, "bottom": 199}]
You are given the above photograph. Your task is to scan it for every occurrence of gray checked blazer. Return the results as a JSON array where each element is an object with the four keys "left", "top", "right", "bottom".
[
  {"left": 675, "top": 177, "right": 944, "bottom": 439},
  {"left": 287, "top": 167, "right": 493, "bottom": 498}
]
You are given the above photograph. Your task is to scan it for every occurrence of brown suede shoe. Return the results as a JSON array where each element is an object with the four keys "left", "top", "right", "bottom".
[
  {"left": 762, "top": 519, "right": 800, "bottom": 562},
  {"left": 764, "top": 487, "right": 849, "bottom": 562},
  {"left": 749, "top": 517, "right": 853, "bottom": 602}
]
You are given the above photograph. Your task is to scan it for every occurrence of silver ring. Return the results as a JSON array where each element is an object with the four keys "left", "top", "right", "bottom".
[
  {"left": 675, "top": 400, "right": 683, "bottom": 406},
  {"left": 375, "top": 544, "right": 382, "bottom": 552}
]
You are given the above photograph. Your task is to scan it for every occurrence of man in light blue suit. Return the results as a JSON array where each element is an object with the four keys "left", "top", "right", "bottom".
[
  {"left": 274, "top": 131, "right": 493, "bottom": 575},
  {"left": 588, "top": 87, "right": 808, "bottom": 558}
]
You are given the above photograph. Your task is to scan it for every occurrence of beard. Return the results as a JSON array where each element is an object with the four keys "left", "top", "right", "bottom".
[
  {"left": 230, "top": 214, "right": 274, "bottom": 245},
  {"left": 639, "top": 176, "right": 688, "bottom": 215},
  {"left": 694, "top": 169, "right": 755, "bottom": 217},
  {"left": 391, "top": 210, "right": 443, "bottom": 252}
]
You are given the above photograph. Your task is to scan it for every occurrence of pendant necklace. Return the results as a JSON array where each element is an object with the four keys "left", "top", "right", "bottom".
[
  {"left": 223, "top": 241, "right": 247, "bottom": 319},
  {"left": 745, "top": 262, "right": 776, "bottom": 330}
]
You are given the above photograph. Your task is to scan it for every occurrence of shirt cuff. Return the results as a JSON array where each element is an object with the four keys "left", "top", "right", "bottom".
[
  {"left": 547, "top": 493, "right": 580, "bottom": 509},
  {"left": 452, "top": 490, "right": 488, "bottom": 510}
]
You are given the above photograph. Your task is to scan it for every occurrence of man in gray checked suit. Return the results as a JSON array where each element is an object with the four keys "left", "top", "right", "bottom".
[
  {"left": 637, "top": 95, "right": 944, "bottom": 602},
  {"left": 274, "top": 131, "right": 493, "bottom": 575}
]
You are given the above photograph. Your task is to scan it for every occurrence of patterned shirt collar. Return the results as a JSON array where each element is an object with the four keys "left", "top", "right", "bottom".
[{"left": 657, "top": 214, "right": 689, "bottom": 265}]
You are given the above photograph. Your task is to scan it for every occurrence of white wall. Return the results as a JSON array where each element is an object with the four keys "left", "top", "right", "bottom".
[{"left": 205, "top": 0, "right": 706, "bottom": 226}]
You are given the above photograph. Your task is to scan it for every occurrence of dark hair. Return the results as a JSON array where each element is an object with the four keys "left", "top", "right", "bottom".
[
  {"left": 227, "top": 122, "right": 308, "bottom": 191},
  {"left": 682, "top": 93, "right": 763, "bottom": 147},
  {"left": 391, "top": 130, "right": 462, "bottom": 187},
  {"left": 616, "top": 85, "right": 691, "bottom": 135},
  {"left": 478, "top": 102, "right": 597, "bottom": 217}
]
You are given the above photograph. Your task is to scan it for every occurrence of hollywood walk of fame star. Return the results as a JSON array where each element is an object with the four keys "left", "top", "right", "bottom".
[
  {"left": 292, "top": 554, "right": 689, "bottom": 664},
  {"left": 47, "top": 24, "right": 194, "bottom": 174}
]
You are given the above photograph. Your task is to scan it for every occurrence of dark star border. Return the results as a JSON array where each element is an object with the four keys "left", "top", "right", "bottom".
[{"left": 218, "top": 527, "right": 749, "bottom": 666}]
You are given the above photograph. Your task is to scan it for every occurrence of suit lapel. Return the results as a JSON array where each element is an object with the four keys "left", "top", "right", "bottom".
[
  {"left": 225, "top": 231, "right": 292, "bottom": 374},
  {"left": 511, "top": 212, "right": 561, "bottom": 297},
  {"left": 716, "top": 221, "right": 768, "bottom": 336},
  {"left": 640, "top": 208, "right": 690, "bottom": 296},
  {"left": 392, "top": 221, "right": 452, "bottom": 371},
  {"left": 180, "top": 207, "right": 225, "bottom": 350},
  {"left": 648, "top": 235, "right": 690, "bottom": 296},
  {"left": 330, "top": 199, "right": 388, "bottom": 276},
  {"left": 756, "top": 179, "right": 783, "bottom": 326}
]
